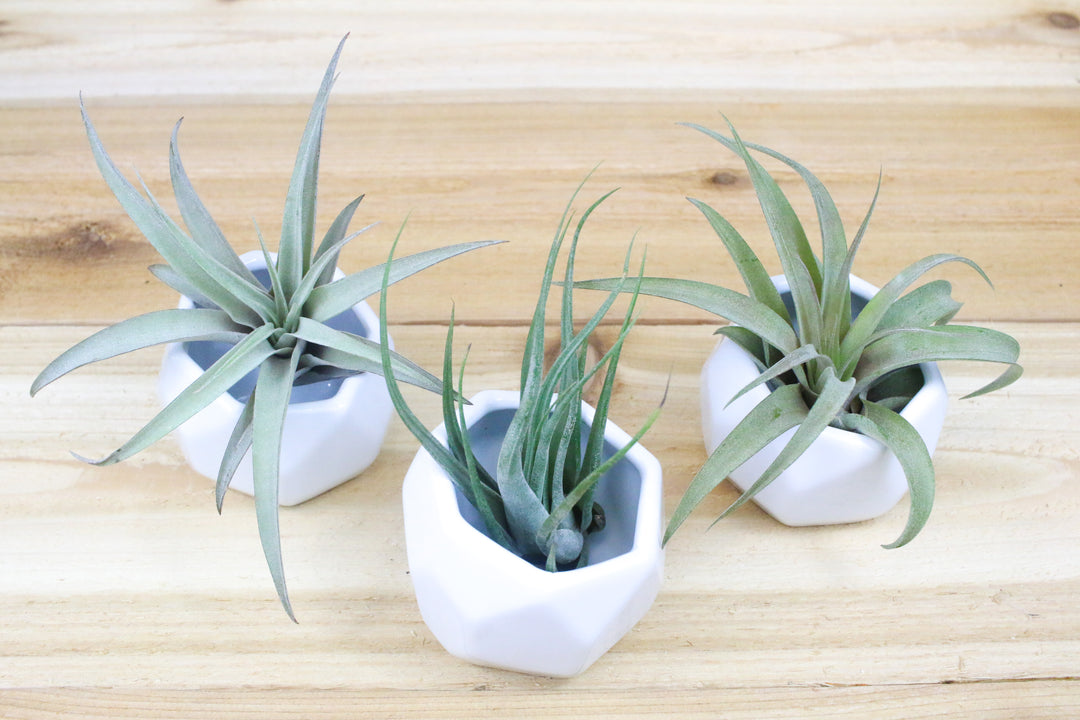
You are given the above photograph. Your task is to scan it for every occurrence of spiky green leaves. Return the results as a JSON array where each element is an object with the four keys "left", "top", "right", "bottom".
[
  {"left": 380, "top": 180, "right": 660, "bottom": 572},
  {"left": 583, "top": 120, "right": 1022, "bottom": 548},
  {"left": 32, "top": 36, "right": 496, "bottom": 619}
]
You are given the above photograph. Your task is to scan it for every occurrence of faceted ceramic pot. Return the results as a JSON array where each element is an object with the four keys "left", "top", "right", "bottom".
[
  {"left": 700, "top": 274, "right": 948, "bottom": 526},
  {"left": 156, "top": 251, "right": 393, "bottom": 506},
  {"left": 402, "top": 389, "right": 664, "bottom": 677}
]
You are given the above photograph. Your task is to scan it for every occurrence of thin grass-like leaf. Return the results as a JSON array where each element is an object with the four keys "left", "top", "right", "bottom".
[
  {"left": 540, "top": 400, "right": 663, "bottom": 547},
  {"left": 832, "top": 172, "right": 883, "bottom": 341},
  {"left": 450, "top": 341, "right": 514, "bottom": 550},
  {"left": 253, "top": 220, "right": 288, "bottom": 326},
  {"left": 376, "top": 230, "right": 507, "bottom": 524},
  {"left": 31, "top": 308, "right": 248, "bottom": 396}
]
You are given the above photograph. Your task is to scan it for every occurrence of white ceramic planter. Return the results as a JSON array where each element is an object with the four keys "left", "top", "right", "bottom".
[
  {"left": 700, "top": 274, "right": 948, "bottom": 527},
  {"left": 402, "top": 389, "right": 664, "bottom": 677},
  {"left": 156, "top": 251, "right": 393, "bottom": 506}
]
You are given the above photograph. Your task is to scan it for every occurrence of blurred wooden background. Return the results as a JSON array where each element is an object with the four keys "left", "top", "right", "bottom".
[{"left": 2, "top": 2, "right": 1079, "bottom": 718}]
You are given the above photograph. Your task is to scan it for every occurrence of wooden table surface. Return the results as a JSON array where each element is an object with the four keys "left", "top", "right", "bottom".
[{"left": 2, "top": 3, "right": 1079, "bottom": 718}]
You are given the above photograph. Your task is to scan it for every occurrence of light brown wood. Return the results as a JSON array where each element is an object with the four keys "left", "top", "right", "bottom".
[
  {"left": 3, "top": 97, "right": 1078, "bottom": 326},
  {"left": 3, "top": 2, "right": 1079, "bottom": 717},
  {"left": 1, "top": 1, "right": 1078, "bottom": 99}
]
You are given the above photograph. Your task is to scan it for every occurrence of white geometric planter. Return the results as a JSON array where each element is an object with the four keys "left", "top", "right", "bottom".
[
  {"left": 156, "top": 251, "right": 393, "bottom": 506},
  {"left": 402, "top": 389, "right": 664, "bottom": 677},
  {"left": 700, "top": 274, "right": 949, "bottom": 527}
]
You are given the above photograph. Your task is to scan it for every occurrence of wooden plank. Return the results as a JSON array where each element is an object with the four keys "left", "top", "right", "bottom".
[
  {"left": 1, "top": 2, "right": 1079, "bottom": 99},
  {"left": 1, "top": 682, "right": 1080, "bottom": 720},
  {"left": 2, "top": 97, "right": 1078, "bottom": 326},
  {"left": 5, "top": 322, "right": 1077, "bottom": 699}
]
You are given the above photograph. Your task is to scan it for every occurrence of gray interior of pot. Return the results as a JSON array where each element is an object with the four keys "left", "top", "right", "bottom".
[
  {"left": 453, "top": 407, "right": 643, "bottom": 570},
  {"left": 183, "top": 268, "right": 370, "bottom": 403}
]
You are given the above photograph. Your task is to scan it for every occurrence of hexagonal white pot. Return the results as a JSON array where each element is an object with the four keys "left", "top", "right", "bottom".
[
  {"left": 700, "top": 274, "right": 948, "bottom": 526},
  {"left": 402, "top": 389, "right": 664, "bottom": 677},
  {"left": 156, "top": 251, "right": 393, "bottom": 506}
]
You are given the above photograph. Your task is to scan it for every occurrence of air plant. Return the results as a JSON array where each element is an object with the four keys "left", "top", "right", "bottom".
[
  {"left": 379, "top": 181, "right": 661, "bottom": 571},
  {"left": 29, "top": 36, "right": 496, "bottom": 619},
  {"left": 576, "top": 120, "right": 1022, "bottom": 548}
]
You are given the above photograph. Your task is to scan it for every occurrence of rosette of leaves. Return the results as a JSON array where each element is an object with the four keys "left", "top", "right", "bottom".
[
  {"left": 29, "top": 37, "right": 496, "bottom": 619},
  {"left": 576, "top": 120, "right": 1022, "bottom": 549},
  {"left": 379, "top": 181, "right": 661, "bottom": 571}
]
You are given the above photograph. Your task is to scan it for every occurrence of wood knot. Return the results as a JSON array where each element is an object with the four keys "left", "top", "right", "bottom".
[
  {"left": 710, "top": 170, "right": 739, "bottom": 186},
  {"left": 1047, "top": 11, "right": 1079, "bottom": 29},
  {"left": 58, "top": 222, "right": 119, "bottom": 258}
]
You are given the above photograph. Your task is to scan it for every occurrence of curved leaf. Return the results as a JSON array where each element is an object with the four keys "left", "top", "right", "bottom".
[
  {"left": 574, "top": 276, "right": 798, "bottom": 354},
  {"left": 31, "top": 308, "right": 248, "bottom": 396},
  {"left": 683, "top": 121, "right": 824, "bottom": 349},
  {"left": 840, "top": 253, "right": 992, "bottom": 367},
  {"left": 169, "top": 119, "right": 258, "bottom": 284},
  {"left": 712, "top": 368, "right": 855, "bottom": 526},
  {"left": 375, "top": 230, "right": 507, "bottom": 525},
  {"left": 312, "top": 195, "right": 366, "bottom": 286},
  {"left": 738, "top": 139, "right": 850, "bottom": 354},
  {"left": 284, "top": 220, "right": 378, "bottom": 330},
  {"left": 688, "top": 197, "right": 789, "bottom": 323},
  {"left": 148, "top": 264, "right": 217, "bottom": 310},
  {"left": 725, "top": 343, "right": 829, "bottom": 409},
  {"left": 250, "top": 348, "right": 305, "bottom": 622},
  {"left": 840, "top": 400, "right": 935, "bottom": 548},
  {"left": 664, "top": 382, "right": 807, "bottom": 544},
  {"left": 304, "top": 240, "right": 503, "bottom": 322},
  {"left": 852, "top": 325, "right": 1021, "bottom": 399},
  {"left": 76, "top": 324, "right": 277, "bottom": 467},
  {"left": 292, "top": 316, "right": 442, "bottom": 393},
  {"left": 216, "top": 394, "right": 255, "bottom": 512},
  {"left": 278, "top": 35, "right": 348, "bottom": 297},
  {"left": 81, "top": 100, "right": 267, "bottom": 327},
  {"left": 876, "top": 280, "right": 962, "bottom": 333}
]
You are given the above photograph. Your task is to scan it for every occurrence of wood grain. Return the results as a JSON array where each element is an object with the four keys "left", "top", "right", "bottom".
[
  {"left": 2, "top": 97, "right": 1078, "bottom": 326},
  {"left": 4, "top": 324, "right": 1079, "bottom": 705},
  {"left": 1, "top": 2, "right": 1078, "bottom": 99},
  {"left": 3, "top": 1, "right": 1079, "bottom": 717}
]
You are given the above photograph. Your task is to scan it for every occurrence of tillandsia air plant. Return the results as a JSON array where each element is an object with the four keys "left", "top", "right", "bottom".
[
  {"left": 379, "top": 181, "right": 662, "bottom": 571},
  {"left": 29, "top": 36, "right": 495, "bottom": 619},
  {"left": 576, "top": 120, "right": 1022, "bottom": 549}
]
